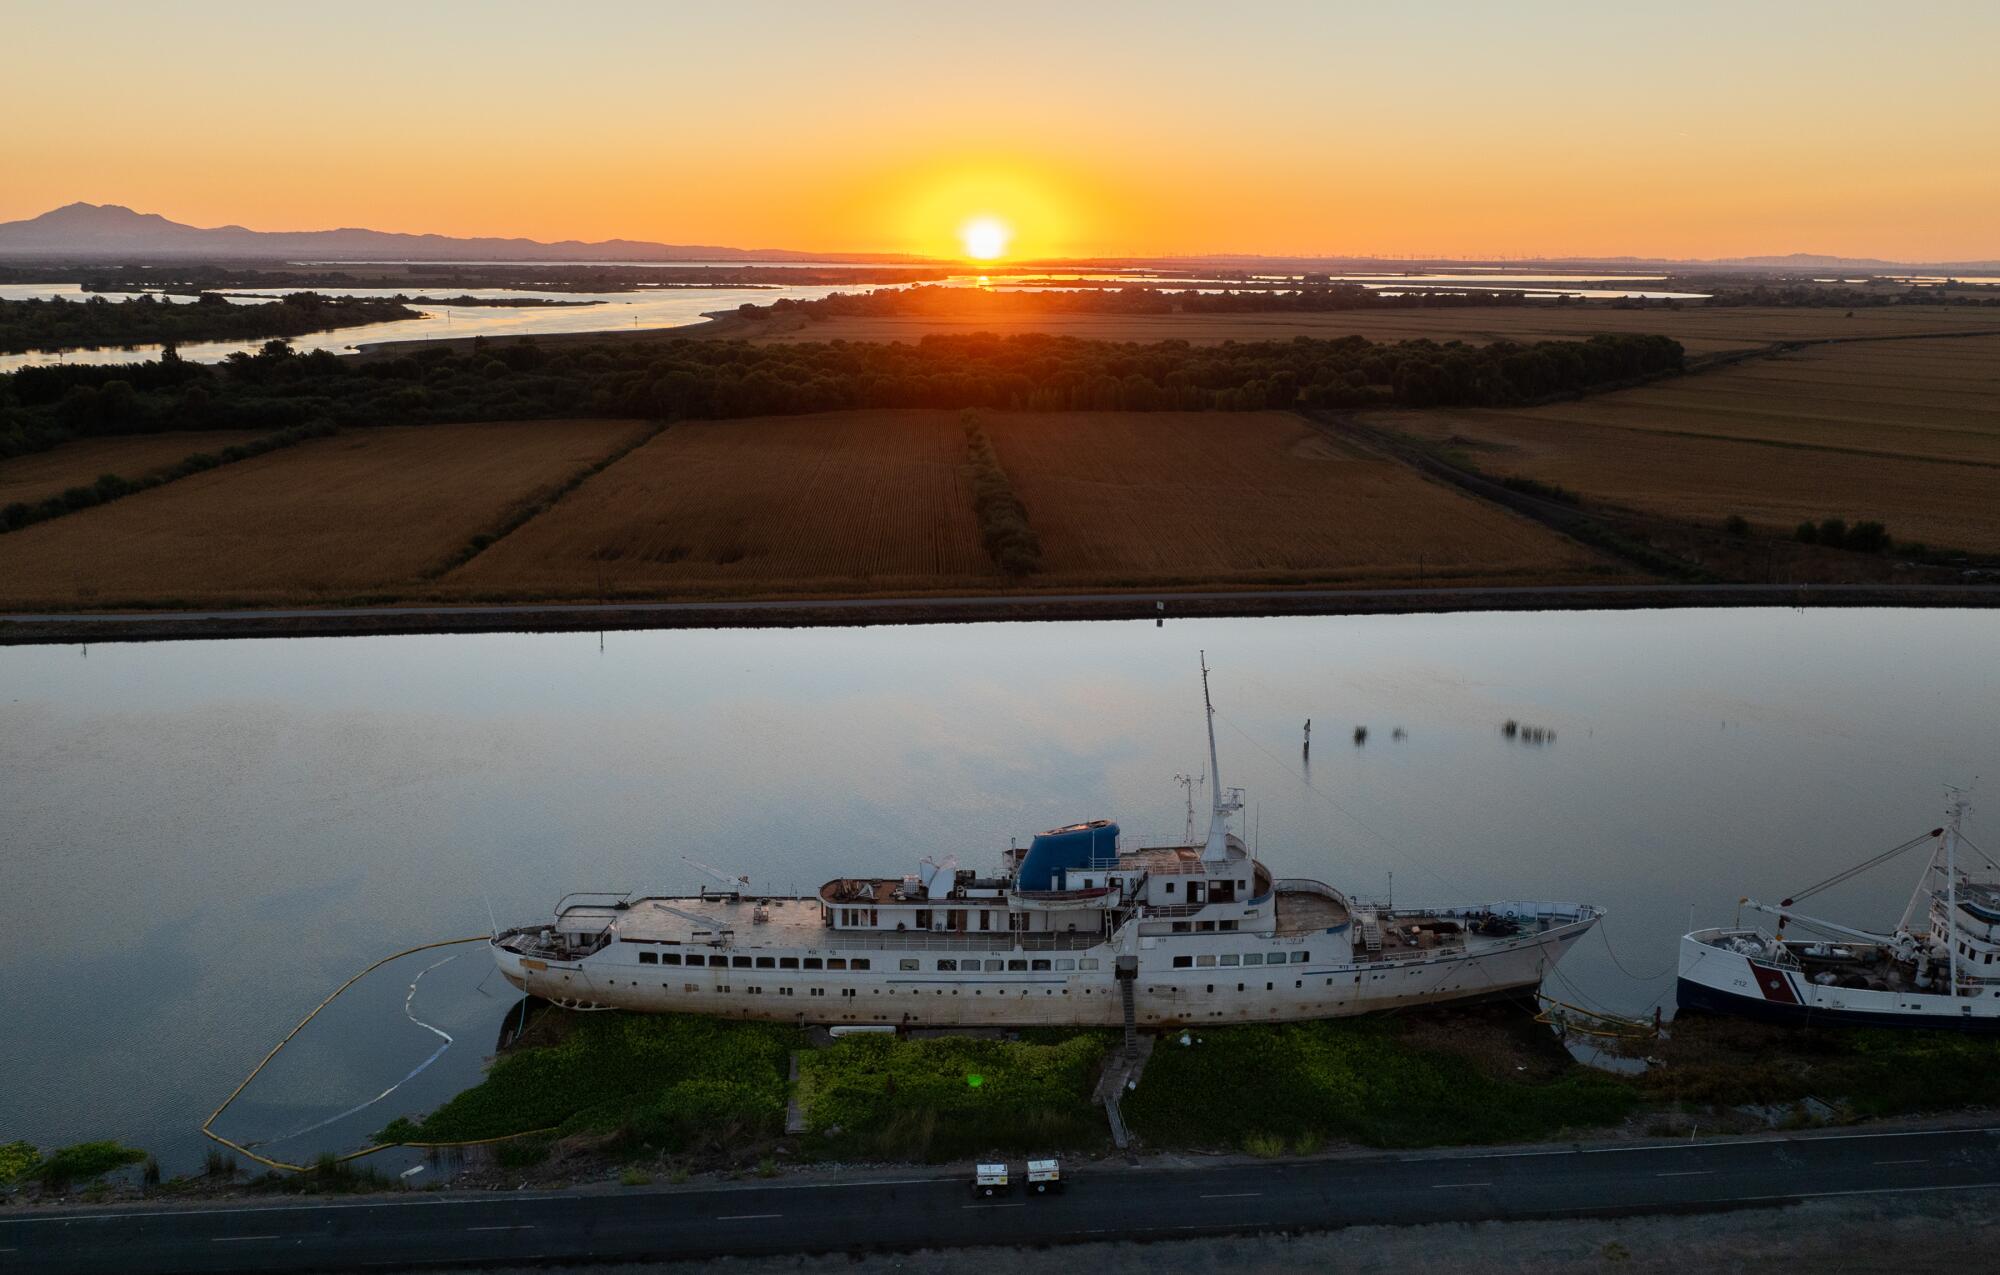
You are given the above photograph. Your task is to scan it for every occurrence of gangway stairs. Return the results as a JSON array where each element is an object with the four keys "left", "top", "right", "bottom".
[{"left": 1359, "top": 912, "right": 1383, "bottom": 954}]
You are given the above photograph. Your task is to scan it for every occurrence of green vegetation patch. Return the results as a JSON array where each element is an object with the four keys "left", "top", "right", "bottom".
[
  {"left": 7, "top": 1140, "right": 150, "bottom": 1189},
  {"left": 380, "top": 1012, "right": 797, "bottom": 1155},
  {"left": 1640, "top": 1015, "right": 2000, "bottom": 1117},
  {"left": 798, "top": 1030, "right": 1113, "bottom": 1161},
  {"left": 0, "top": 1139, "right": 41, "bottom": 1184},
  {"left": 1125, "top": 1017, "right": 1636, "bottom": 1149}
]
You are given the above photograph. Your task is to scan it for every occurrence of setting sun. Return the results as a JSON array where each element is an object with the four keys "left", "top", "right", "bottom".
[{"left": 959, "top": 216, "right": 1011, "bottom": 261}]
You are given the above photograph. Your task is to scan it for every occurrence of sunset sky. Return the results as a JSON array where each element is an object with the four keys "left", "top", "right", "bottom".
[{"left": 9, "top": 1, "right": 1998, "bottom": 261}]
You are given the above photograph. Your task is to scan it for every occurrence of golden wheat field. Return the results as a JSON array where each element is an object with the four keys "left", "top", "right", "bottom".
[
  {"left": 444, "top": 411, "right": 999, "bottom": 596},
  {"left": 975, "top": 411, "right": 1607, "bottom": 587},
  {"left": 0, "top": 420, "right": 652, "bottom": 607},
  {"left": 743, "top": 304, "right": 2000, "bottom": 358},
  {"left": 1372, "top": 335, "right": 2000, "bottom": 552},
  {"left": 0, "top": 430, "right": 266, "bottom": 508}
]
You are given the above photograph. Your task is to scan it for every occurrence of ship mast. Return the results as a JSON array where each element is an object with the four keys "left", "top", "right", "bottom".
[
  {"left": 1198, "top": 652, "right": 1243, "bottom": 860},
  {"left": 1944, "top": 790, "right": 1968, "bottom": 996}
]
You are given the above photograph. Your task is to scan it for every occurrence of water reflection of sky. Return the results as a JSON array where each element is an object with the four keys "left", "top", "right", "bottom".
[
  {"left": 0, "top": 271, "right": 1710, "bottom": 372},
  {"left": 2, "top": 608, "right": 1994, "bottom": 1171}
]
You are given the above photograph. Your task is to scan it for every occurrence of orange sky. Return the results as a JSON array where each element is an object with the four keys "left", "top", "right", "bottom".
[{"left": 8, "top": 2, "right": 1999, "bottom": 261}]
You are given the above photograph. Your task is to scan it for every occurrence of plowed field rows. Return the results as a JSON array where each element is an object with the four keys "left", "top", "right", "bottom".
[{"left": 0, "top": 420, "right": 651, "bottom": 607}]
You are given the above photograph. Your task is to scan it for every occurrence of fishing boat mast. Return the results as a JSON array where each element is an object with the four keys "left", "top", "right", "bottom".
[
  {"left": 1943, "top": 790, "right": 1967, "bottom": 994},
  {"left": 1198, "top": 652, "right": 1243, "bottom": 862}
]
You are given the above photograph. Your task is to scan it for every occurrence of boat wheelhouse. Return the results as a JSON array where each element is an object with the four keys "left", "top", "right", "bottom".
[{"left": 492, "top": 660, "right": 1601, "bottom": 1028}]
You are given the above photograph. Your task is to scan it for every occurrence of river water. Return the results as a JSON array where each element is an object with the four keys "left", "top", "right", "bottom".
[
  {"left": 3, "top": 608, "right": 1992, "bottom": 1172},
  {"left": 0, "top": 272, "right": 1708, "bottom": 373}
]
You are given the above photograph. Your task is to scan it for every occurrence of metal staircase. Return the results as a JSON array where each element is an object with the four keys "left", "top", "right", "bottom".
[{"left": 1359, "top": 911, "right": 1383, "bottom": 954}]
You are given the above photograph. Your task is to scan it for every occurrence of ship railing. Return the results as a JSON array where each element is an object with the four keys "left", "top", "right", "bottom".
[
  {"left": 1273, "top": 878, "right": 1349, "bottom": 904},
  {"left": 816, "top": 929, "right": 1107, "bottom": 953}
]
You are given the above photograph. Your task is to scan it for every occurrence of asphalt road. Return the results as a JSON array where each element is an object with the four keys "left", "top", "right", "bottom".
[{"left": 7, "top": 1126, "right": 1999, "bottom": 1274}]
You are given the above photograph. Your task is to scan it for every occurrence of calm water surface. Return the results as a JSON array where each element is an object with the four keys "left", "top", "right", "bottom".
[
  {"left": 3, "top": 608, "right": 1995, "bottom": 1171},
  {"left": 0, "top": 272, "right": 1708, "bottom": 372}
]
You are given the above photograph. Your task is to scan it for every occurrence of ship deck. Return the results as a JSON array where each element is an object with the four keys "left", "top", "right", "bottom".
[{"left": 540, "top": 895, "right": 1108, "bottom": 954}]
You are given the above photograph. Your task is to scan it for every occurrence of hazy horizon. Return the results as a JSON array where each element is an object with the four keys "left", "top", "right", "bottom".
[{"left": 10, "top": 1, "right": 1998, "bottom": 263}]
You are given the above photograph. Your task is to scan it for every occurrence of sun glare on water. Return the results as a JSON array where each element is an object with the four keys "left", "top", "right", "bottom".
[{"left": 959, "top": 216, "right": 1012, "bottom": 261}]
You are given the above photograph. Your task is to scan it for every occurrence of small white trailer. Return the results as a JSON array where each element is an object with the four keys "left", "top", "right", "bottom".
[
  {"left": 1026, "top": 1158, "right": 1064, "bottom": 1194},
  {"left": 972, "top": 1163, "right": 1011, "bottom": 1197}
]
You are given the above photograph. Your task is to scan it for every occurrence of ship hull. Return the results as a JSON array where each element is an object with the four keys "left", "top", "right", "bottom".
[
  {"left": 1677, "top": 931, "right": 2000, "bottom": 1033},
  {"left": 493, "top": 911, "right": 1595, "bottom": 1028},
  {"left": 1675, "top": 976, "right": 2000, "bottom": 1033}
]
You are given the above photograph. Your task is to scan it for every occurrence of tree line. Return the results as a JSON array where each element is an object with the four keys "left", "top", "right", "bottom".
[
  {"left": 0, "top": 330, "right": 1684, "bottom": 460},
  {"left": 749, "top": 282, "right": 1554, "bottom": 323},
  {"left": 0, "top": 292, "right": 416, "bottom": 354}
]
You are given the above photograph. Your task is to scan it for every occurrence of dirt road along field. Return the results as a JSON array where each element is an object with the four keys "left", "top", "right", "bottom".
[{"left": 1369, "top": 334, "right": 2000, "bottom": 553}]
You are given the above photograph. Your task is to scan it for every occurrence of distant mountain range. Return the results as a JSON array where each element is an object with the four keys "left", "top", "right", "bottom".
[
  {"left": 0, "top": 203, "right": 913, "bottom": 263},
  {"left": 1, "top": 203, "right": 1995, "bottom": 272}
]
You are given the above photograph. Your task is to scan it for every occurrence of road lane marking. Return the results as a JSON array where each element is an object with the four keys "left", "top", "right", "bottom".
[
  {"left": 467, "top": 1225, "right": 535, "bottom": 1232},
  {"left": 715, "top": 1214, "right": 783, "bottom": 1221},
  {"left": 1875, "top": 1159, "right": 1928, "bottom": 1165},
  {"left": 211, "top": 1235, "right": 281, "bottom": 1243},
  {"left": 1430, "top": 1182, "right": 1493, "bottom": 1189},
  {"left": 1656, "top": 1171, "right": 1712, "bottom": 1177},
  {"left": 1199, "top": 1191, "right": 1263, "bottom": 1198}
]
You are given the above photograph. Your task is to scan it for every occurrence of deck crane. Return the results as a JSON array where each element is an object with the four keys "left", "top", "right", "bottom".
[{"left": 681, "top": 855, "right": 753, "bottom": 903}]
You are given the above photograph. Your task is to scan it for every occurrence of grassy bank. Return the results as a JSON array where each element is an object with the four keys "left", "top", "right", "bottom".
[
  {"left": 797, "top": 1029, "right": 1114, "bottom": 1161},
  {"left": 1635, "top": 1014, "right": 2000, "bottom": 1119},
  {"left": 1124, "top": 1012, "right": 1637, "bottom": 1151},
  {"left": 377, "top": 1012, "right": 798, "bottom": 1157}
]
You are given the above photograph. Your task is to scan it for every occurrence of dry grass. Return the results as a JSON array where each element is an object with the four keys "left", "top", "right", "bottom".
[
  {"left": 742, "top": 305, "right": 2000, "bottom": 358},
  {"left": 976, "top": 412, "right": 1608, "bottom": 587},
  {"left": 0, "top": 431, "right": 266, "bottom": 507},
  {"left": 1374, "top": 335, "right": 2000, "bottom": 552},
  {"left": 445, "top": 411, "right": 999, "bottom": 596},
  {"left": 0, "top": 420, "right": 652, "bottom": 607}
]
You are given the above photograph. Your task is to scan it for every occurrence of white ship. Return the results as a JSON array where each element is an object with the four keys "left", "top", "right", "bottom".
[
  {"left": 492, "top": 661, "right": 1602, "bottom": 1028},
  {"left": 1679, "top": 792, "right": 2000, "bottom": 1032}
]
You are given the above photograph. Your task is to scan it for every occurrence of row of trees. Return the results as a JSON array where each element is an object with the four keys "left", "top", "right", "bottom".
[
  {"left": 0, "top": 330, "right": 1685, "bottom": 459},
  {"left": 0, "top": 292, "right": 416, "bottom": 354},
  {"left": 753, "top": 283, "right": 1550, "bottom": 322}
]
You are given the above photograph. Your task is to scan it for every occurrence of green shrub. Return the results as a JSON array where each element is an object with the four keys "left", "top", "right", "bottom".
[
  {"left": 0, "top": 1140, "right": 41, "bottom": 1184},
  {"left": 494, "top": 1135, "right": 552, "bottom": 1169},
  {"left": 1125, "top": 1018, "right": 1635, "bottom": 1149},
  {"left": 1845, "top": 520, "right": 1890, "bottom": 553},
  {"left": 36, "top": 1141, "right": 148, "bottom": 1189},
  {"left": 798, "top": 1030, "right": 1113, "bottom": 1161},
  {"left": 372, "top": 1117, "right": 420, "bottom": 1145}
]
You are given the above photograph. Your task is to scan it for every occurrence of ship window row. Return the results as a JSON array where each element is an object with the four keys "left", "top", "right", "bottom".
[
  {"left": 638, "top": 951, "right": 869, "bottom": 971},
  {"left": 1167, "top": 921, "right": 1240, "bottom": 933},
  {"left": 1170, "top": 951, "right": 1308, "bottom": 969}
]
